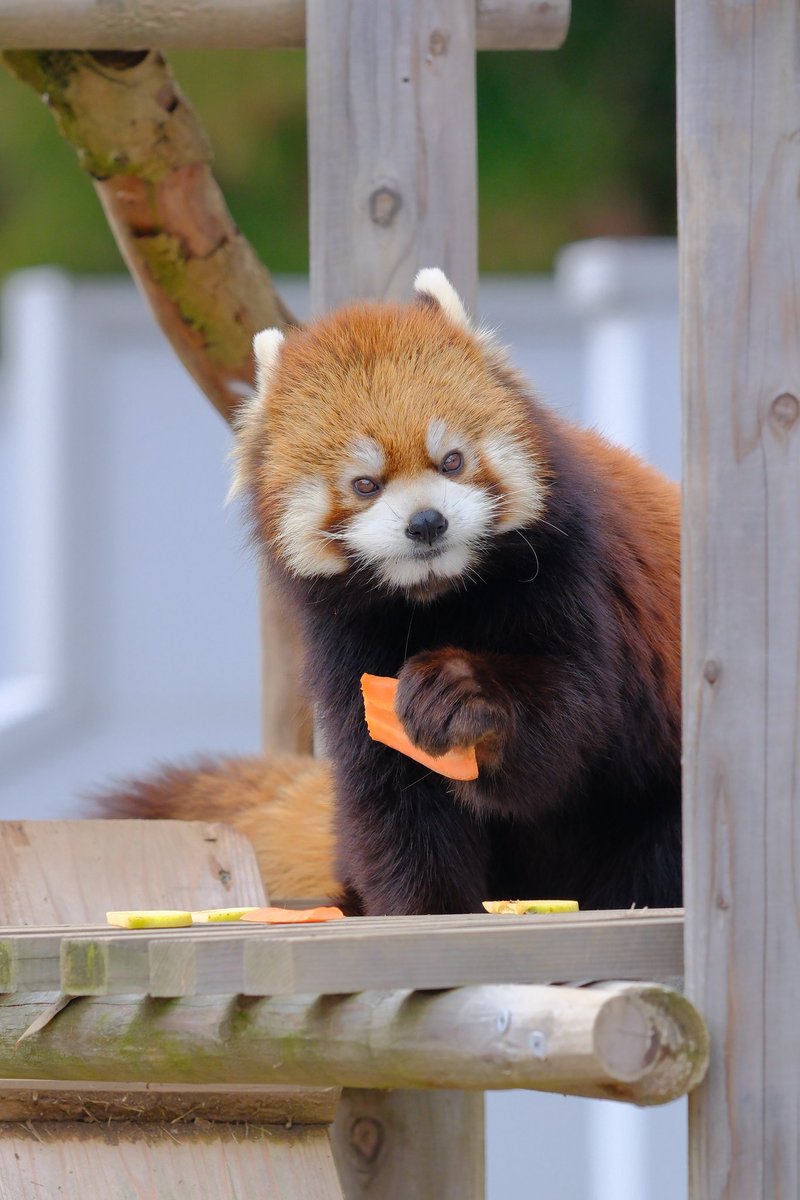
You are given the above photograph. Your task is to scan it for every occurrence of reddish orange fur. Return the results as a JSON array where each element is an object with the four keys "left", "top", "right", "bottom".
[
  {"left": 241, "top": 303, "right": 547, "bottom": 561},
  {"left": 96, "top": 755, "right": 338, "bottom": 900}
]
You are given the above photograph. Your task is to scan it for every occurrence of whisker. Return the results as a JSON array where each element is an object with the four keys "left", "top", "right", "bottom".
[
  {"left": 515, "top": 528, "right": 541, "bottom": 583},
  {"left": 400, "top": 769, "right": 435, "bottom": 792}
]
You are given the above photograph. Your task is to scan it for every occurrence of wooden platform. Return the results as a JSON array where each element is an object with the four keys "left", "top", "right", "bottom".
[{"left": 0, "top": 909, "right": 684, "bottom": 998}]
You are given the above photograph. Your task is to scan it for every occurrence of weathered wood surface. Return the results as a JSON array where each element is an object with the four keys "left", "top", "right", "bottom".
[
  {"left": 0, "top": 821, "right": 265, "bottom": 925},
  {"left": 0, "top": 910, "right": 684, "bottom": 997},
  {"left": 307, "top": 0, "right": 478, "bottom": 314},
  {"left": 332, "top": 1089, "right": 485, "bottom": 1200},
  {"left": 0, "top": 1123, "right": 345, "bottom": 1200},
  {"left": 0, "top": 1080, "right": 339, "bottom": 1125},
  {"left": 0, "top": 983, "right": 708, "bottom": 1105},
  {"left": 0, "top": 0, "right": 570, "bottom": 51},
  {"left": 2, "top": 49, "right": 297, "bottom": 424},
  {"left": 0, "top": 820, "right": 337, "bottom": 1129},
  {"left": 260, "top": 573, "right": 314, "bottom": 756},
  {"left": 305, "top": 8, "right": 485, "bottom": 1171},
  {"left": 678, "top": 1, "right": 800, "bottom": 1198}
]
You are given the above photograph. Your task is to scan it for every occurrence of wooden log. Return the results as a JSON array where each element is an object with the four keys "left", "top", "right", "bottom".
[
  {"left": 0, "top": 983, "right": 708, "bottom": 1106},
  {"left": 1, "top": 49, "right": 297, "bottom": 424},
  {"left": 0, "top": 0, "right": 570, "bottom": 51},
  {"left": 678, "top": 1, "right": 800, "bottom": 1198},
  {"left": 307, "top": 0, "right": 478, "bottom": 313},
  {"left": 2, "top": 909, "right": 686, "bottom": 998}
]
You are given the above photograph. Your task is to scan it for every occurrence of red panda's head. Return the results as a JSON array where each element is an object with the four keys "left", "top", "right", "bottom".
[{"left": 232, "top": 270, "right": 548, "bottom": 599}]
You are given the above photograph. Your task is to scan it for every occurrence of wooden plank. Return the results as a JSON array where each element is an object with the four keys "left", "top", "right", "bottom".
[
  {"left": 241, "top": 913, "right": 683, "bottom": 996},
  {"left": 307, "top": 0, "right": 477, "bottom": 314},
  {"left": 0, "top": 821, "right": 267, "bottom": 925},
  {"left": 0, "top": 1123, "right": 345, "bottom": 1200},
  {"left": 0, "top": 983, "right": 708, "bottom": 1105},
  {"left": 0, "top": 911, "right": 684, "bottom": 996},
  {"left": 0, "top": 0, "right": 570, "bottom": 51},
  {"left": 677, "top": 2, "right": 800, "bottom": 1198},
  {"left": 0, "top": 820, "right": 340, "bottom": 1128}
]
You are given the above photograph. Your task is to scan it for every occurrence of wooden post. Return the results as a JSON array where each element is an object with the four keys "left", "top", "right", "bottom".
[
  {"left": 306, "top": 3, "right": 482, "bottom": 1195},
  {"left": 307, "top": 0, "right": 477, "bottom": 312},
  {"left": 678, "top": 2, "right": 800, "bottom": 1197}
]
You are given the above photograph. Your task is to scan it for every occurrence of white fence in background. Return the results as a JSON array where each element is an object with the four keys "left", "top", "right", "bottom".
[{"left": 0, "top": 239, "right": 684, "bottom": 1200}]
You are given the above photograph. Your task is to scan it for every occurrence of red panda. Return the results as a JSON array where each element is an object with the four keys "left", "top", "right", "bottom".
[{"left": 99, "top": 269, "right": 681, "bottom": 915}]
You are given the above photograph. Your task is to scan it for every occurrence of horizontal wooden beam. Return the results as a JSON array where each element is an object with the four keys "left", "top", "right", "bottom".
[
  {"left": 0, "top": 982, "right": 707, "bottom": 1105},
  {"left": 0, "top": 910, "right": 684, "bottom": 996},
  {"left": 0, "top": 0, "right": 570, "bottom": 51}
]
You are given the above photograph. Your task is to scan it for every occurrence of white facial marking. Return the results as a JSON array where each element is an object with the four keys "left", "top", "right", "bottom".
[
  {"left": 342, "top": 472, "right": 495, "bottom": 591},
  {"left": 341, "top": 436, "right": 386, "bottom": 490},
  {"left": 481, "top": 433, "right": 545, "bottom": 532},
  {"left": 426, "top": 418, "right": 465, "bottom": 464},
  {"left": 277, "top": 481, "right": 346, "bottom": 578},
  {"left": 413, "top": 268, "right": 471, "bottom": 332}
]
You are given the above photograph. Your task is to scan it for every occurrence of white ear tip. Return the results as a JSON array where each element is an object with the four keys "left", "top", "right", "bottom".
[
  {"left": 413, "top": 267, "right": 471, "bottom": 331},
  {"left": 414, "top": 267, "right": 449, "bottom": 295},
  {"left": 253, "top": 327, "right": 285, "bottom": 365},
  {"left": 252, "top": 327, "right": 285, "bottom": 393}
]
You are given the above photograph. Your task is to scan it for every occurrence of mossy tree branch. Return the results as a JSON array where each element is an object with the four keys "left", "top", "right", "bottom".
[{"left": 2, "top": 48, "right": 298, "bottom": 423}]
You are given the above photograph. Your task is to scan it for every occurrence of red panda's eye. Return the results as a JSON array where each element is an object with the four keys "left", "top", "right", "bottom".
[
  {"left": 441, "top": 451, "right": 463, "bottom": 474},
  {"left": 353, "top": 477, "right": 380, "bottom": 497}
]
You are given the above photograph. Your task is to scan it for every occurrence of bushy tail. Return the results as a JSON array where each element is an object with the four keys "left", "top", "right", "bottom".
[{"left": 92, "top": 754, "right": 339, "bottom": 900}]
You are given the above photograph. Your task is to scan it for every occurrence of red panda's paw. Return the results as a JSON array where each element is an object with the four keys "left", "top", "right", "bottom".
[{"left": 395, "top": 649, "right": 502, "bottom": 759}]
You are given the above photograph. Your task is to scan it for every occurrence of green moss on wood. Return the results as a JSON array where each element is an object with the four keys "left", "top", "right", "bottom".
[{"left": 0, "top": 943, "right": 15, "bottom": 993}]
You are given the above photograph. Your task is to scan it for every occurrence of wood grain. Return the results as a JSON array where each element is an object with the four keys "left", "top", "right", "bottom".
[
  {"left": 0, "top": 821, "right": 266, "bottom": 926},
  {"left": 0, "top": 820, "right": 341, "bottom": 1139},
  {"left": 307, "top": 0, "right": 478, "bottom": 315},
  {"left": 678, "top": 1, "right": 800, "bottom": 1197},
  {"left": 0, "top": 0, "right": 570, "bottom": 51},
  {"left": 0, "top": 910, "right": 684, "bottom": 997},
  {"left": 305, "top": 4, "right": 483, "bottom": 1191},
  {"left": 332, "top": 1090, "right": 485, "bottom": 1200},
  {"left": 0, "top": 1123, "right": 344, "bottom": 1200},
  {"left": 0, "top": 983, "right": 708, "bottom": 1105}
]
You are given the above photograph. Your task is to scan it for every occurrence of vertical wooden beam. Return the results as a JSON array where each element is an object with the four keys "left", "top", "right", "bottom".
[
  {"left": 307, "top": 0, "right": 477, "bottom": 313},
  {"left": 678, "top": 2, "right": 800, "bottom": 1198},
  {"left": 331, "top": 1089, "right": 484, "bottom": 1200},
  {"left": 307, "top": 3, "right": 483, "bottom": 1196}
]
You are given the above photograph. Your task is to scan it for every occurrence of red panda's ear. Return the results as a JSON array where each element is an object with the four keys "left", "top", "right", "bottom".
[
  {"left": 252, "top": 328, "right": 286, "bottom": 395},
  {"left": 226, "top": 328, "right": 285, "bottom": 503},
  {"left": 414, "top": 268, "right": 472, "bottom": 332}
]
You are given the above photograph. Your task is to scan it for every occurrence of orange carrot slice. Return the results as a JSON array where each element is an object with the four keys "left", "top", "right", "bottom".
[
  {"left": 239, "top": 905, "right": 345, "bottom": 924},
  {"left": 360, "top": 673, "right": 479, "bottom": 781}
]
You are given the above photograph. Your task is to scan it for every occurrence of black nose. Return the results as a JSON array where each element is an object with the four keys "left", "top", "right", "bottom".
[{"left": 406, "top": 508, "right": 449, "bottom": 546}]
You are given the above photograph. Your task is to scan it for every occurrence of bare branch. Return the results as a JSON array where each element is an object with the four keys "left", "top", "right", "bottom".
[{"left": 2, "top": 48, "right": 298, "bottom": 423}]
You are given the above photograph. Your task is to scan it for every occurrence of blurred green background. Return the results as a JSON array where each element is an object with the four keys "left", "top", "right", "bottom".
[{"left": 0, "top": 0, "right": 675, "bottom": 278}]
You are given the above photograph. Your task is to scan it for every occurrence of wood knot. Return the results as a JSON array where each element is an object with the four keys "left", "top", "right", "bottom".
[
  {"left": 770, "top": 392, "right": 799, "bottom": 430},
  {"left": 349, "top": 1116, "right": 384, "bottom": 1166},
  {"left": 429, "top": 29, "right": 449, "bottom": 56},
  {"left": 703, "top": 660, "right": 720, "bottom": 685},
  {"left": 369, "top": 187, "right": 402, "bottom": 227}
]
